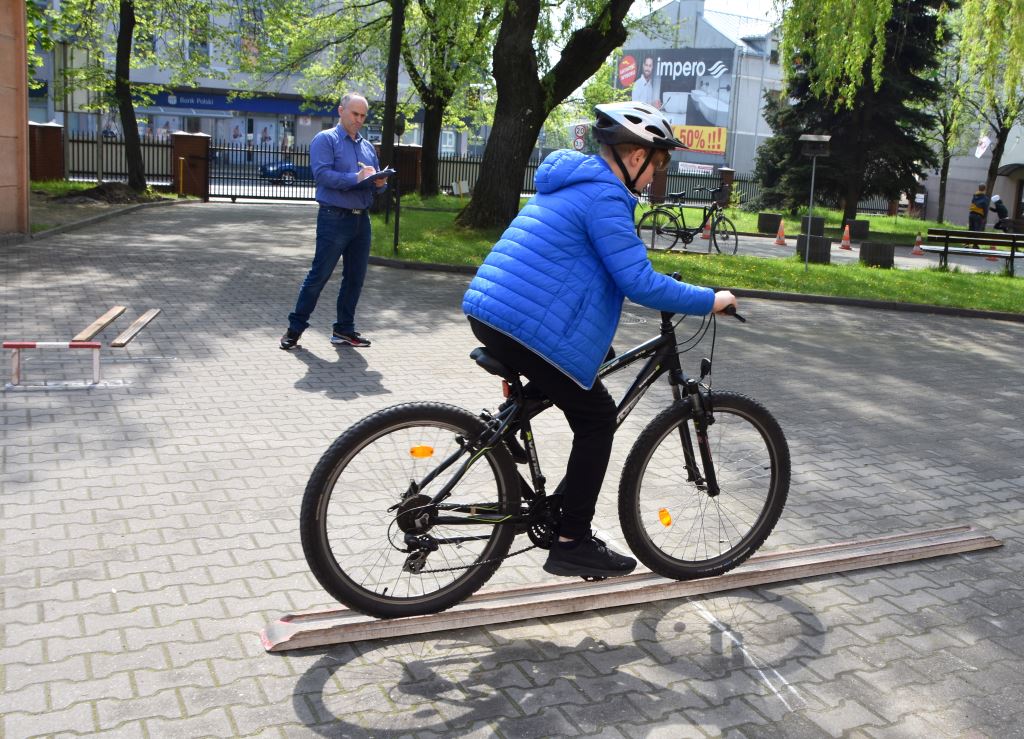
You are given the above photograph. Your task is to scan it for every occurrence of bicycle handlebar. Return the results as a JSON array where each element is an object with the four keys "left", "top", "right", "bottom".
[{"left": 670, "top": 273, "right": 745, "bottom": 322}]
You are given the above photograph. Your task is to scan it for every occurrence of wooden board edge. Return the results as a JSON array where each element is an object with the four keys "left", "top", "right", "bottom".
[{"left": 260, "top": 530, "right": 1001, "bottom": 652}]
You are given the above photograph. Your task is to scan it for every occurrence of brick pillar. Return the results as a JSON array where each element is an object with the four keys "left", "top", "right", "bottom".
[
  {"left": 374, "top": 143, "right": 422, "bottom": 193},
  {"left": 650, "top": 167, "right": 668, "bottom": 204},
  {"left": 0, "top": 2, "right": 30, "bottom": 235},
  {"left": 28, "top": 122, "right": 64, "bottom": 181},
  {"left": 717, "top": 166, "right": 735, "bottom": 206},
  {"left": 171, "top": 132, "right": 211, "bottom": 201}
]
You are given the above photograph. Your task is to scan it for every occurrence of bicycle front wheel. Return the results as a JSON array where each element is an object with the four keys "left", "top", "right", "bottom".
[
  {"left": 618, "top": 391, "right": 789, "bottom": 580},
  {"left": 711, "top": 215, "right": 739, "bottom": 255},
  {"left": 300, "top": 402, "right": 519, "bottom": 618},
  {"left": 637, "top": 208, "right": 680, "bottom": 251}
]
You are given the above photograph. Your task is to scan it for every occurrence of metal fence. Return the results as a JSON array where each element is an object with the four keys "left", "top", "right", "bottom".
[
  {"left": 61, "top": 135, "right": 896, "bottom": 213},
  {"left": 208, "top": 141, "right": 317, "bottom": 201},
  {"left": 67, "top": 133, "right": 173, "bottom": 184},
  {"left": 438, "top": 154, "right": 542, "bottom": 195}
]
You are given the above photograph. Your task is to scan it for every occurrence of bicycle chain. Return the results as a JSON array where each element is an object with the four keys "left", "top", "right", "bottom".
[{"left": 419, "top": 542, "right": 538, "bottom": 574}]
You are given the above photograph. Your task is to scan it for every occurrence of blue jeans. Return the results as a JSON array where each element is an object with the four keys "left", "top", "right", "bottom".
[{"left": 288, "top": 206, "right": 371, "bottom": 335}]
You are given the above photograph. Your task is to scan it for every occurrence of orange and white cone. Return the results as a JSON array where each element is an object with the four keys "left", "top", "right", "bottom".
[
  {"left": 839, "top": 224, "right": 852, "bottom": 250},
  {"left": 911, "top": 233, "right": 924, "bottom": 256},
  {"left": 986, "top": 245, "right": 1000, "bottom": 261},
  {"left": 774, "top": 220, "right": 786, "bottom": 246},
  {"left": 700, "top": 221, "right": 712, "bottom": 240}
]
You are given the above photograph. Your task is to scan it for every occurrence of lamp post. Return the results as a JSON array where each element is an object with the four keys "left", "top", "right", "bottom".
[{"left": 798, "top": 134, "right": 831, "bottom": 272}]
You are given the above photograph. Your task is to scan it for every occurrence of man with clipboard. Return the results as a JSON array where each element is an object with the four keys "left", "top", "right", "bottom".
[{"left": 281, "top": 93, "right": 394, "bottom": 350}]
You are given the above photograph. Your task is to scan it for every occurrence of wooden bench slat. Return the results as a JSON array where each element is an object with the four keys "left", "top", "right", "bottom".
[
  {"left": 110, "top": 309, "right": 161, "bottom": 348},
  {"left": 920, "top": 245, "right": 1024, "bottom": 256},
  {"left": 72, "top": 306, "right": 126, "bottom": 342}
]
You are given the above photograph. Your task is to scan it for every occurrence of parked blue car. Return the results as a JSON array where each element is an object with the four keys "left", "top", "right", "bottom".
[{"left": 259, "top": 160, "right": 313, "bottom": 185}]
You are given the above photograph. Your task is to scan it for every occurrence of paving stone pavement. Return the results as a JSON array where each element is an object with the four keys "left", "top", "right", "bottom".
[{"left": 2, "top": 201, "right": 1023, "bottom": 738}]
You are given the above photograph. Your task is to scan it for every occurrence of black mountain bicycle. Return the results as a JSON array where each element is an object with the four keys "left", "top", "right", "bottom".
[
  {"left": 300, "top": 292, "right": 790, "bottom": 619},
  {"left": 637, "top": 186, "right": 739, "bottom": 255}
]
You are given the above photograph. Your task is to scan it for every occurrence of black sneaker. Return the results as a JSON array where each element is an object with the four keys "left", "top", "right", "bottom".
[
  {"left": 543, "top": 534, "right": 637, "bottom": 578},
  {"left": 331, "top": 331, "right": 371, "bottom": 347},
  {"left": 280, "top": 329, "right": 301, "bottom": 350}
]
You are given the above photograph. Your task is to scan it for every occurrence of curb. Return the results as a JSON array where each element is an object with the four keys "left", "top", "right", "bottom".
[
  {"left": 27, "top": 197, "right": 186, "bottom": 242},
  {"left": 368, "top": 256, "right": 1024, "bottom": 324}
]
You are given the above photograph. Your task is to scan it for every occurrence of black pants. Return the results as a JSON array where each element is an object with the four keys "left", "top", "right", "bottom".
[{"left": 470, "top": 318, "right": 616, "bottom": 539}]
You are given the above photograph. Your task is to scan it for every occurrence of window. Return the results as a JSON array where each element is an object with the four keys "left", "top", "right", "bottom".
[
  {"left": 441, "top": 130, "right": 456, "bottom": 154},
  {"left": 239, "top": 0, "right": 264, "bottom": 65},
  {"left": 185, "top": 4, "right": 211, "bottom": 67}
]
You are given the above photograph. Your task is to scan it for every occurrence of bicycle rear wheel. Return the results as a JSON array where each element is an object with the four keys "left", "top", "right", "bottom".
[
  {"left": 711, "top": 216, "right": 739, "bottom": 255},
  {"left": 618, "top": 391, "right": 789, "bottom": 580},
  {"left": 637, "top": 208, "right": 680, "bottom": 251},
  {"left": 300, "top": 402, "right": 519, "bottom": 618}
]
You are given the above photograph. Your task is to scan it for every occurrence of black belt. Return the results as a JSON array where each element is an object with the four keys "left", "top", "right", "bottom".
[{"left": 320, "top": 205, "right": 366, "bottom": 215}]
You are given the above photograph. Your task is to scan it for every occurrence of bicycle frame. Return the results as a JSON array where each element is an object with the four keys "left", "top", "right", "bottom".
[
  {"left": 657, "top": 190, "right": 723, "bottom": 242},
  {"left": 417, "top": 311, "right": 720, "bottom": 536}
]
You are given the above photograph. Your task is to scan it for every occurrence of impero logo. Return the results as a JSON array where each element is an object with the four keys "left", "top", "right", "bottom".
[{"left": 656, "top": 58, "right": 730, "bottom": 80}]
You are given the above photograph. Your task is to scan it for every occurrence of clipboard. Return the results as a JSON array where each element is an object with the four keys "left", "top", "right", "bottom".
[{"left": 368, "top": 167, "right": 396, "bottom": 180}]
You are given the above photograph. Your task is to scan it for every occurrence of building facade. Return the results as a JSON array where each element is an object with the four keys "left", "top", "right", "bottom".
[{"left": 620, "top": 0, "right": 782, "bottom": 175}]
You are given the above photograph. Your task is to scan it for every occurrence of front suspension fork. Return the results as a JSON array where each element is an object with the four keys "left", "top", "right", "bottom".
[{"left": 673, "top": 374, "right": 720, "bottom": 497}]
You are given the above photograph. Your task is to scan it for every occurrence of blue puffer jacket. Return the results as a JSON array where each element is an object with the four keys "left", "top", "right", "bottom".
[{"left": 463, "top": 150, "right": 715, "bottom": 389}]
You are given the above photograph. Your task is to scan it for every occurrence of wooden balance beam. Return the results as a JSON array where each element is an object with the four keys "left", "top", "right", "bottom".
[{"left": 260, "top": 525, "right": 1001, "bottom": 652}]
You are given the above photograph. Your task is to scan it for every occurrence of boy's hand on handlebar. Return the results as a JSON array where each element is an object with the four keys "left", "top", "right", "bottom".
[{"left": 712, "top": 290, "right": 737, "bottom": 315}]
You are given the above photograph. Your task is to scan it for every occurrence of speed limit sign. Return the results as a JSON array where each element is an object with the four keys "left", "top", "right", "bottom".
[
  {"left": 573, "top": 138, "right": 585, "bottom": 150},
  {"left": 574, "top": 124, "right": 587, "bottom": 138}
]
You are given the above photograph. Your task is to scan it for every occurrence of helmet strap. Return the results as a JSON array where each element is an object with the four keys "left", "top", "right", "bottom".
[{"left": 610, "top": 146, "right": 656, "bottom": 195}]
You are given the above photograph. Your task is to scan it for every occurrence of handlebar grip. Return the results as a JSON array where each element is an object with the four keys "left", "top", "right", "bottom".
[{"left": 722, "top": 305, "right": 746, "bottom": 323}]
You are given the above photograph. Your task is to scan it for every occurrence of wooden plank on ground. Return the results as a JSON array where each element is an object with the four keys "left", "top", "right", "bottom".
[
  {"left": 110, "top": 309, "right": 161, "bottom": 347},
  {"left": 72, "top": 306, "right": 126, "bottom": 342},
  {"left": 261, "top": 525, "right": 1001, "bottom": 652}
]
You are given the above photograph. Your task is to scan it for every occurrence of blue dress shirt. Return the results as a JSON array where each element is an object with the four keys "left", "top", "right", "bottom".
[{"left": 310, "top": 125, "right": 383, "bottom": 209}]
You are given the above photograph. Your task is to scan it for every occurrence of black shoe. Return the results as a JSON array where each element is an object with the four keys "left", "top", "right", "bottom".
[
  {"left": 331, "top": 331, "right": 371, "bottom": 347},
  {"left": 280, "top": 329, "right": 301, "bottom": 350},
  {"left": 543, "top": 534, "right": 637, "bottom": 578}
]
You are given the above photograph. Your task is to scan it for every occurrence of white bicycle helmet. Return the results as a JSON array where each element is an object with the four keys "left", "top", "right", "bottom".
[{"left": 592, "top": 102, "right": 688, "bottom": 150}]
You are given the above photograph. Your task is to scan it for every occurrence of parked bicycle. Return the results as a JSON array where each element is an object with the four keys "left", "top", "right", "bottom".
[
  {"left": 300, "top": 289, "right": 790, "bottom": 619},
  {"left": 636, "top": 186, "right": 739, "bottom": 255}
]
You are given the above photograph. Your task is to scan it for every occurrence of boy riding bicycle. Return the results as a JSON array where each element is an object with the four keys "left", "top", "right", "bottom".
[{"left": 462, "top": 102, "right": 737, "bottom": 579}]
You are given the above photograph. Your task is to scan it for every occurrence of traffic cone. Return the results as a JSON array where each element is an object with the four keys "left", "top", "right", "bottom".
[
  {"left": 839, "top": 224, "right": 852, "bottom": 250},
  {"left": 911, "top": 233, "right": 924, "bottom": 256},
  {"left": 700, "top": 221, "right": 712, "bottom": 240},
  {"left": 773, "top": 220, "right": 786, "bottom": 246},
  {"left": 986, "top": 245, "right": 999, "bottom": 261}
]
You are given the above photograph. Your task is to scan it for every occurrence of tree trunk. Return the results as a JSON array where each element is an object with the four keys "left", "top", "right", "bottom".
[
  {"left": 380, "top": 0, "right": 406, "bottom": 174},
  {"left": 985, "top": 124, "right": 1010, "bottom": 195},
  {"left": 456, "top": 0, "right": 633, "bottom": 229},
  {"left": 419, "top": 97, "right": 443, "bottom": 196},
  {"left": 115, "top": 0, "right": 146, "bottom": 192},
  {"left": 937, "top": 148, "right": 950, "bottom": 222},
  {"left": 457, "top": 98, "right": 545, "bottom": 226},
  {"left": 842, "top": 181, "right": 861, "bottom": 225}
]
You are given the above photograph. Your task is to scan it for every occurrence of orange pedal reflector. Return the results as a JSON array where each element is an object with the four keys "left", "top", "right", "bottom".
[
  {"left": 658, "top": 508, "right": 672, "bottom": 527},
  {"left": 502, "top": 380, "right": 510, "bottom": 398},
  {"left": 409, "top": 445, "right": 434, "bottom": 459}
]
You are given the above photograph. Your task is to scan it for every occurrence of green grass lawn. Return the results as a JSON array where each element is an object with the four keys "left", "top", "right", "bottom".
[
  {"left": 372, "top": 202, "right": 1023, "bottom": 314},
  {"left": 634, "top": 202, "right": 945, "bottom": 246}
]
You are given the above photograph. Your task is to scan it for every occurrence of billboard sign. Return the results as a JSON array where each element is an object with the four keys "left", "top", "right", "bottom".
[{"left": 617, "top": 48, "right": 734, "bottom": 156}]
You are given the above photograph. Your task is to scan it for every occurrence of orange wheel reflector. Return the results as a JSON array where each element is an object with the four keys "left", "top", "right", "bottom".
[
  {"left": 409, "top": 445, "right": 434, "bottom": 458},
  {"left": 658, "top": 508, "right": 672, "bottom": 527},
  {"left": 502, "top": 380, "right": 511, "bottom": 398}
]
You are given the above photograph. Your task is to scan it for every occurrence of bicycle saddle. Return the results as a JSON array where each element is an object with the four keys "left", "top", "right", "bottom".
[
  {"left": 470, "top": 347, "right": 518, "bottom": 382},
  {"left": 667, "top": 191, "right": 686, "bottom": 200}
]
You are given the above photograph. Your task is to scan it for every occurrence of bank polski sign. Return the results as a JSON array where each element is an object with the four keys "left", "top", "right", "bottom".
[{"left": 617, "top": 48, "right": 733, "bottom": 155}]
